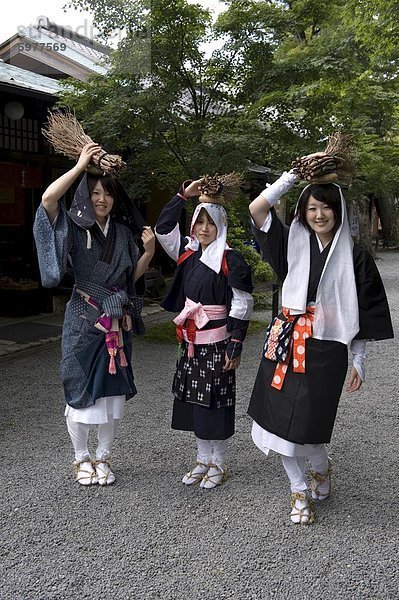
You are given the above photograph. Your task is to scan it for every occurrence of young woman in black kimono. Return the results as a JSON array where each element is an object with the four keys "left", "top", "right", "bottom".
[
  {"left": 155, "top": 178, "right": 253, "bottom": 489},
  {"left": 248, "top": 156, "right": 393, "bottom": 523}
]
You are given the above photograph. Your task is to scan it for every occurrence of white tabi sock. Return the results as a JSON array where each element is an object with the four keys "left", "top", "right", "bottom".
[
  {"left": 66, "top": 416, "right": 91, "bottom": 462},
  {"left": 281, "top": 455, "right": 308, "bottom": 493}
]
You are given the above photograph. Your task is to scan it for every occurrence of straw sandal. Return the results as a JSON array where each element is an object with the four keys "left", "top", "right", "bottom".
[
  {"left": 199, "top": 464, "right": 228, "bottom": 490},
  {"left": 182, "top": 461, "right": 209, "bottom": 485},
  {"left": 94, "top": 460, "right": 116, "bottom": 486},
  {"left": 73, "top": 458, "right": 98, "bottom": 486},
  {"left": 290, "top": 492, "right": 315, "bottom": 524},
  {"left": 310, "top": 459, "right": 332, "bottom": 500}
]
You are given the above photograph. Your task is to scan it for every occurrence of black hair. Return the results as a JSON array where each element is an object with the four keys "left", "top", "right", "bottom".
[
  {"left": 296, "top": 183, "right": 342, "bottom": 235},
  {"left": 86, "top": 173, "right": 146, "bottom": 235},
  {"left": 86, "top": 173, "right": 119, "bottom": 202}
]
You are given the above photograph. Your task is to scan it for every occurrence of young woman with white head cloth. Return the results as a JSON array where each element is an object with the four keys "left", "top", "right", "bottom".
[
  {"left": 248, "top": 154, "right": 393, "bottom": 524},
  {"left": 155, "top": 176, "right": 253, "bottom": 489}
]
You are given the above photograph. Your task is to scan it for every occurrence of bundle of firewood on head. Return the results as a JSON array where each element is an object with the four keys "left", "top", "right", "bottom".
[
  {"left": 42, "top": 110, "right": 126, "bottom": 176},
  {"left": 197, "top": 172, "right": 244, "bottom": 205},
  {"left": 291, "top": 132, "right": 355, "bottom": 184}
]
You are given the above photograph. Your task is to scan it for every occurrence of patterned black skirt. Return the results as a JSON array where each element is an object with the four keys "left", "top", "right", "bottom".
[{"left": 171, "top": 340, "right": 235, "bottom": 440}]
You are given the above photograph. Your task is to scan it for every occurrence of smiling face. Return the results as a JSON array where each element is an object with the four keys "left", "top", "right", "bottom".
[
  {"left": 193, "top": 208, "right": 218, "bottom": 249},
  {"left": 90, "top": 180, "right": 114, "bottom": 227},
  {"left": 305, "top": 195, "right": 336, "bottom": 246}
]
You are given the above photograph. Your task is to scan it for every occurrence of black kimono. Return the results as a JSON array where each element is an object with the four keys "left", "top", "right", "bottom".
[
  {"left": 248, "top": 209, "right": 393, "bottom": 445},
  {"left": 156, "top": 194, "right": 253, "bottom": 440}
]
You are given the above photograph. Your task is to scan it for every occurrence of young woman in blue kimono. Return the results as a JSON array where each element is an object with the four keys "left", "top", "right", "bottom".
[
  {"left": 248, "top": 155, "right": 393, "bottom": 523},
  {"left": 34, "top": 143, "right": 155, "bottom": 486},
  {"left": 155, "top": 178, "right": 253, "bottom": 489}
]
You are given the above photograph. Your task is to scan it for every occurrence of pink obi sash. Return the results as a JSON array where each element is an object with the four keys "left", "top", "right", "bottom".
[
  {"left": 181, "top": 325, "right": 229, "bottom": 346},
  {"left": 173, "top": 299, "right": 228, "bottom": 357}
]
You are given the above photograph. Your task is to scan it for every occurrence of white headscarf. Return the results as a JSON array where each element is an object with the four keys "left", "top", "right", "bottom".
[
  {"left": 282, "top": 184, "right": 359, "bottom": 344},
  {"left": 185, "top": 203, "right": 231, "bottom": 273}
]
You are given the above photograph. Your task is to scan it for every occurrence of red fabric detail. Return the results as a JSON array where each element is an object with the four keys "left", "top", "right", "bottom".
[
  {"left": 185, "top": 318, "right": 197, "bottom": 343},
  {"left": 221, "top": 252, "right": 228, "bottom": 277},
  {"left": 271, "top": 306, "right": 315, "bottom": 391},
  {"left": 177, "top": 248, "right": 229, "bottom": 277},
  {"left": 177, "top": 249, "right": 195, "bottom": 265},
  {"left": 176, "top": 318, "right": 197, "bottom": 345},
  {"left": 176, "top": 325, "right": 183, "bottom": 343}
]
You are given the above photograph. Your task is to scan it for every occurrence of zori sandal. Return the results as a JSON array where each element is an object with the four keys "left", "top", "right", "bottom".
[
  {"left": 290, "top": 492, "right": 315, "bottom": 524},
  {"left": 182, "top": 461, "right": 209, "bottom": 485},
  {"left": 73, "top": 458, "right": 98, "bottom": 486},
  {"left": 199, "top": 464, "right": 228, "bottom": 490},
  {"left": 94, "top": 460, "right": 116, "bottom": 486}
]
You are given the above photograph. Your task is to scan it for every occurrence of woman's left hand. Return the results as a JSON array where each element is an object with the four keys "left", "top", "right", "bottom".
[
  {"left": 346, "top": 367, "right": 363, "bottom": 392},
  {"left": 224, "top": 354, "right": 241, "bottom": 371},
  {"left": 184, "top": 180, "right": 202, "bottom": 197},
  {"left": 141, "top": 226, "right": 156, "bottom": 256}
]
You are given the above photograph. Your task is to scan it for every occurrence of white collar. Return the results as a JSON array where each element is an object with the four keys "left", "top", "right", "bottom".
[
  {"left": 282, "top": 184, "right": 359, "bottom": 344},
  {"left": 96, "top": 216, "right": 111, "bottom": 237}
]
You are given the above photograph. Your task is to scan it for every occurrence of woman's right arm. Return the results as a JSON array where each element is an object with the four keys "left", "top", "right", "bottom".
[
  {"left": 42, "top": 143, "right": 102, "bottom": 222},
  {"left": 250, "top": 152, "right": 331, "bottom": 226},
  {"left": 249, "top": 171, "right": 298, "bottom": 228},
  {"left": 155, "top": 180, "right": 200, "bottom": 261}
]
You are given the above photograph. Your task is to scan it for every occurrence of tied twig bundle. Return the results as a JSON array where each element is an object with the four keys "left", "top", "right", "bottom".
[
  {"left": 198, "top": 172, "right": 243, "bottom": 205},
  {"left": 42, "top": 111, "right": 126, "bottom": 175},
  {"left": 291, "top": 132, "right": 355, "bottom": 184}
]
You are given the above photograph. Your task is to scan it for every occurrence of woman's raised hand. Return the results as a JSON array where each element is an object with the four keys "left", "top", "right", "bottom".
[
  {"left": 134, "top": 227, "right": 156, "bottom": 282},
  {"left": 41, "top": 143, "right": 101, "bottom": 220},
  {"left": 76, "top": 143, "right": 103, "bottom": 172},
  {"left": 184, "top": 180, "right": 203, "bottom": 197},
  {"left": 141, "top": 226, "right": 156, "bottom": 256}
]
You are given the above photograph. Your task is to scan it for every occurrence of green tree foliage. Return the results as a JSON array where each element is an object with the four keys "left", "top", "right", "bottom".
[{"left": 61, "top": 0, "right": 399, "bottom": 245}]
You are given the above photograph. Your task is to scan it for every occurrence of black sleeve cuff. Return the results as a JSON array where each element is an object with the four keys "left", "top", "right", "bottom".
[{"left": 227, "top": 316, "right": 250, "bottom": 342}]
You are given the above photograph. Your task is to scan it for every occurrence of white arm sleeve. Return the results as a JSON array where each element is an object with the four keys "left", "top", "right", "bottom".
[
  {"left": 350, "top": 339, "right": 366, "bottom": 381},
  {"left": 229, "top": 288, "right": 254, "bottom": 320},
  {"left": 155, "top": 224, "right": 188, "bottom": 262},
  {"left": 260, "top": 170, "right": 298, "bottom": 207},
  {"left": 250, "top": 211, "right": 272, "bottom": 233},
  {"left": 259, "top": 212, "right": 272, "bottom": 233}
]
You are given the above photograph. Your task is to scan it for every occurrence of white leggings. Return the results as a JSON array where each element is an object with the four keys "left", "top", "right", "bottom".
[
  {"left": 281, "top": 445, "right": 329, "bottom": 493},
  {"left": 196, "top": 437, "right": 229, "bottom": 469},
  {"left": 66, "top": 415, "right": 120, "bottom": 462}
]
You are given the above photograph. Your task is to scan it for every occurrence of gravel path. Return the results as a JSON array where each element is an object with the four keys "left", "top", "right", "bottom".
[{"left": 1, "top": 252, "right": 398, "bottom": 600}]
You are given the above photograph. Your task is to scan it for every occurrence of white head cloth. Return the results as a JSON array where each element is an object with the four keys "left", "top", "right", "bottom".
[
  {"left": 185, "top": 203, "right": 231, "bottom": 273},
  {"left": 282, "top": 183, "right": 359, "bottom": 344}
]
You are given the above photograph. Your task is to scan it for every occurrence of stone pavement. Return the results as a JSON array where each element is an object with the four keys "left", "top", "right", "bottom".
[{"left": 0, "top": 251, "right": 398, "bottom": 600}]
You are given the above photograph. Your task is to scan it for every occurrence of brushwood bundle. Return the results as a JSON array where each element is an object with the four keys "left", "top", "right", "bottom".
[
  {"left": 42, "top": 111, "right": 126, "bottom": 175},
  {"left": 291, "top": 132, "right": 355, "bottom": 184},
  {"left": 198, "top": 172, "right": 244, "bottom": 205}
]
